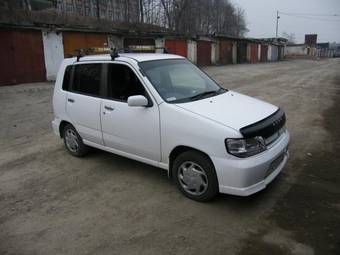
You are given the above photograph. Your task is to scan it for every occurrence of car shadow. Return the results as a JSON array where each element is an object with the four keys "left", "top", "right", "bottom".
[{"left": 84, "top": 147, "right": 286, "bottom": 207}]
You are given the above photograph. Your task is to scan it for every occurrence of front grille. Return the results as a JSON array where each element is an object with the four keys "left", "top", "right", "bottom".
[
  {"left": 240, "top": 108, "right": 286, "bottom": 139},
  {"left": 265, "top": 126, "right": 286, "bottom": 145}
]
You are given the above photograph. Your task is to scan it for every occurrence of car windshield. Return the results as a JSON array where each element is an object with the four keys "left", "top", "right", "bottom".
[{"left": 139, "top": 59, "right": 226, "bottom": 103}]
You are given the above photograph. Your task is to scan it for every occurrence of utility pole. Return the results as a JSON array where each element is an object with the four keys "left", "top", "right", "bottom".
[{"left": 276, "top": 10, "right": 280, "bottom": 38}]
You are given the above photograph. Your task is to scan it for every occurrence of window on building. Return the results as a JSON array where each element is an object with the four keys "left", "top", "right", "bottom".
[{"left": 107, "top": 64, "right": 146, "bottom": 101}]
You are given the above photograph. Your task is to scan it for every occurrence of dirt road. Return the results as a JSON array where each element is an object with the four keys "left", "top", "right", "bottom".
[{"left": 1, "top": 59, "right": 339, "bottom": 254}]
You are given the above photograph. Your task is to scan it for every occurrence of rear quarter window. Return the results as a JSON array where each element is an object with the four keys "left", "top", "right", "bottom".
[{"left": 62, "top": 65, "right": 72, "bottom": 91}]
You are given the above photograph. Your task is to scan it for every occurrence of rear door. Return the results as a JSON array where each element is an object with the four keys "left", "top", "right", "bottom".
[
  {"left": 100, "top": 63, "right": 161, "bottom": 161},
  {"left": 66, "top": 63, "right": 104, "bottom": 145}
]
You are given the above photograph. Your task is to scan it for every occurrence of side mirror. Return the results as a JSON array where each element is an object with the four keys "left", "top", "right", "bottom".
[{"left": 127, "top": 95, "right": 149, "bottom": 107}]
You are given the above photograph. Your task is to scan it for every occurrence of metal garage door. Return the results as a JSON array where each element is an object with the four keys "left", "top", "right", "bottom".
[
  {"left": 124, "top": 38, "right": 155, "bottom": 53},
  {"left": 0, "top": 29, "right": 46, "bottom": 86},
  {"left": 278, "top": 46, "right": 284, "bottom": 60},
  {"left": 271, "top": 45, "right": 278, "bottom": 61},
  {"left": 63, "top": 32, "right": 108, "bottom": 57},
  {"left": 219, "top": 40, "right": 233, "bottom": 65},
  {"left": 250, "top": 43, "right": 259, "bottom": 63},
  {"left": 237, "top": 41, "right": 248, "bottom": 64},
  {"left": 261, "top": 45, "right": 268, "bottom": 62},
  {"left": 197, "top": 41, "right": 211, "bottom": 66},
  {"left": 165, "top": 39, "right": 187, "bottom": 57}
]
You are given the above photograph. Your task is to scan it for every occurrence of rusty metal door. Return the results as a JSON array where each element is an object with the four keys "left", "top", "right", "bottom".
[
  {"left": 124, "top": 38, "right": 155, "bottom": 53},
  {"left": 261, "top": 45, "right": 268, "bottom": 62},
  {"left": 219, "top": 40, "right": 233, "bottom": 65},
  {"left": 237, "top": 41, "right": 248, "bottom": 63},
  {"left": 250, "top": 43, "right": 258, "bottom": 63},
  {"left": 197, "top": 41, "right": 211, "bottom": 66},
  {"left": 63, "top": 32, "right": 108, "bottom": 57},
  {"left": 0, "top": 29, "right": 46, "bottom": 85},
  {"left": 165, "top": 39, "right": 187, "bottom": 57},
  {"left": 0, "top": 30, "right": 15, "bottom": 85}
]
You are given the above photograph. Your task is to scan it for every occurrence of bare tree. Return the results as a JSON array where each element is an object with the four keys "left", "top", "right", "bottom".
[
  {"left": 139, "top": 0, "right": 144, "bottom": 22},
  {"left": 22, "top": 0, "right": 31, "bottom": 10},
  {"left": 95, "top": 0, "right": 100, "bottom": 19},
  {"left": 1, "top": 0, "right": 247, "bottom": 36},
  {"left": 282, "top": 32, "right": 296, "bottom": 44}
]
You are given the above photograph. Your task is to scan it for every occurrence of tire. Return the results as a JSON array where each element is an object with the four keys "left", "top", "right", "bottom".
[
  {"left": 62, "top": 124, "right": 89, "bottom": 157},
  {"left": 172, "top": 151, "right": 219, "bottom": 202}
]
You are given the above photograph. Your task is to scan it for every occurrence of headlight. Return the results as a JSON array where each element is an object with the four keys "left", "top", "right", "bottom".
[{"left": 225, "top": 136, "right": 266, "bottom": 158}]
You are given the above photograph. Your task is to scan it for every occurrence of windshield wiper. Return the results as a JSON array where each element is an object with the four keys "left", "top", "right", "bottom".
[{"left": 189, "top": 88, "right": 225, "bottom": 101}]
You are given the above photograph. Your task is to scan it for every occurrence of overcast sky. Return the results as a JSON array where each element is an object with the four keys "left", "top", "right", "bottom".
[{"left": 232, "top": 0, "right": 340, "bottom": 43}]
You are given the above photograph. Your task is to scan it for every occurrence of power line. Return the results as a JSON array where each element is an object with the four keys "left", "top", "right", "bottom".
[
  {"left": 275, "top": 10, "right": 340, "bottom": 38},
  {"left": 279, "top": 11, "right": 339, "bottom": 17},
  {"left": 280, "top": 12, "right": 340, "bottom": 22}
]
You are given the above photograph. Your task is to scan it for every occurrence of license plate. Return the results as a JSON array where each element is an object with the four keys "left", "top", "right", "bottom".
[{"left": 266, "top": 153, "right": 285, "bottom": 177}]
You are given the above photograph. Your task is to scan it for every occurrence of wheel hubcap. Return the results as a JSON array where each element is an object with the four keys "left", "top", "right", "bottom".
[
  {"left": 178, "top": 161, "right": 208, "bottom": 196},
  {"left": 65, "top": 129, "right": 79, "bottom": 152}
]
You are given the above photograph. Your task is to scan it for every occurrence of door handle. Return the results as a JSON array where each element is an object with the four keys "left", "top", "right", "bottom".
[
  {"left": 68, "top": 98, "right": 75, "bottom": 103},
  {"left": 104, "top": 106, "right": 114, "bottom": 111}
]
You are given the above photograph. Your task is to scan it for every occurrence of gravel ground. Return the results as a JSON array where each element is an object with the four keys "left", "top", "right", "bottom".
[{"left": 0, "top": 58, "right": 339, "bottom": 255}]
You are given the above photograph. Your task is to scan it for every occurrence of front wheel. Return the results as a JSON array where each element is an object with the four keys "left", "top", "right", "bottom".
[{"left": 172, "top": 151, "right": 219, "bottom": 202}]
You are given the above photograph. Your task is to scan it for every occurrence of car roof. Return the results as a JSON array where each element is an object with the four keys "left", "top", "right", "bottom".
[{"left": 78, "top": 53, "right": 185, "bottom": 63}]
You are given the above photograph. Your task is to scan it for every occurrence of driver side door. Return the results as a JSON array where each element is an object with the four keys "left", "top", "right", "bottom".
[{"left": 100, "top": 63, "right": 161, "bottom": 162}]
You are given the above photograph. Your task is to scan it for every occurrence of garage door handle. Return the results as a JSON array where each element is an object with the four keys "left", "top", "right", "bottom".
[
  {"left": 68, "top": 98, "right": 74, "bottom": 103},
  {"left": 104, "top": 106, "right": 114, "bottom": 111}
]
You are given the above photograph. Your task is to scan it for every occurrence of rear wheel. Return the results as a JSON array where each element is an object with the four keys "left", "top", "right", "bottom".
[
  {"left": 63, "top": 124, "right": 88, "bottom": 157},
  {"left": 172, "top": 151, "right": 218, "bottom": 202}
]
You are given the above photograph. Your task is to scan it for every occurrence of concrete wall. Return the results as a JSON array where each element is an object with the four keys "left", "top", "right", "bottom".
[
  {"left": 257, "top": 44, "right": 261, "bottom": 61},
  {"left": 108, "top": 35, "right": 124, "bottom": 50},
  {"left": 267, "top": 45, "right": 272, "bottom": 61},
  {"left": 285, "top": 45, "right": 307, "bottom": 56},
  {"left": 42, "top": 31, "right": 64, "bottom": 81},
  {"left": 187, "top": 40, "right": 197, "bottom": 64},
  {"left": 211, "top": 41, "right": 219, "bottom": 65},
  {"left": 155, "top": 38, "right": 165, "bottom": 53},
  {"left": 232, "top": 42, "right": 237, "bottom": 64}
]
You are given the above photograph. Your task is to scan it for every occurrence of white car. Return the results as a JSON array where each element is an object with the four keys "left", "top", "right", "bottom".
[{"left": 52, "top": 53, "right": 289, "bottom": 202}]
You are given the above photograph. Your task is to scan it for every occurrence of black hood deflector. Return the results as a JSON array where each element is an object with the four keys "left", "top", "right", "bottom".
[{"left": 240, "top": 108, "right": 286, "bottom": 138}]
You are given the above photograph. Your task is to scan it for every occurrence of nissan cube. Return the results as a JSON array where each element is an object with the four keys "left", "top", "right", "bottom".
[{"left": 52, "top": 53, "right": 290, "bottom": 202}]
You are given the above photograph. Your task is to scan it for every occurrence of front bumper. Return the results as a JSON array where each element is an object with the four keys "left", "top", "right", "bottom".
[{"left": 212, "top": 130, "right": 290, "bottom": 196}]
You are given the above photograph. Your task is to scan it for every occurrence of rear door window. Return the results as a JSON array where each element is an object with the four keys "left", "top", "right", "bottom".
[{"left": 71, "top": 64, "right": 102, "bottom": 96}]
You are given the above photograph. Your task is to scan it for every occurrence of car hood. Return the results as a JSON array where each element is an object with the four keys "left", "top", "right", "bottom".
[{"left": 175, "top": 91, "right": 278, "bottom": 131}]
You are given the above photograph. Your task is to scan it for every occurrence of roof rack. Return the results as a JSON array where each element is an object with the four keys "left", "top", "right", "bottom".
[
  {"left": 74, "top": 46, "right": 171, "bottom": 62},
  {"left": 75, "top": 47, "right": 122, "bottom": 62}
]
